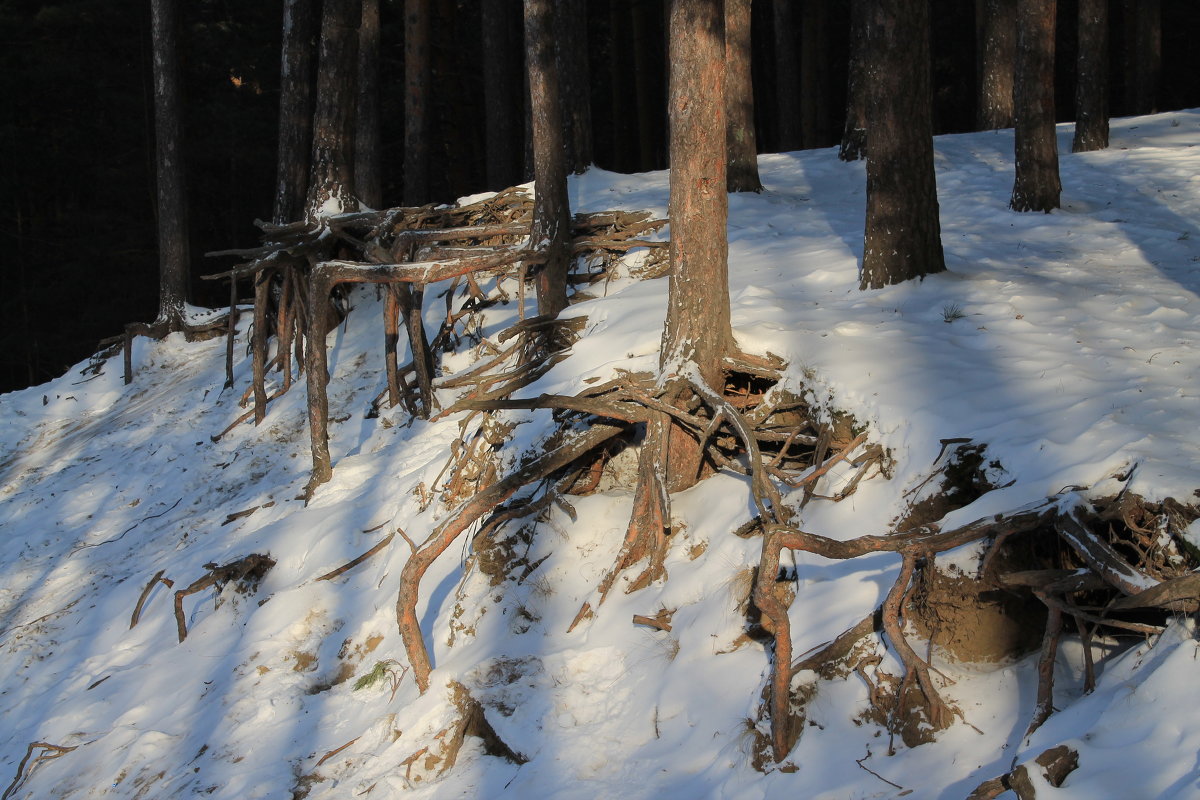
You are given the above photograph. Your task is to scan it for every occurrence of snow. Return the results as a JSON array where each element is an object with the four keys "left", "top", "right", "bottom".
[{"left": 2, "top": 110, "right": 1199, "bottom": 799}]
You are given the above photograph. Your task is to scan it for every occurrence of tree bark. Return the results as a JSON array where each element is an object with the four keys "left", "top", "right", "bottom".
[
  {"left": 1010, "top": 0, "right": 1060, "bottom": 213},
  {"left": 306, "top": 0, "right": 362, "bottom": 219},
  {"left": 726, "top": 0, "right": 763, "bottom": 191},
  {"left": 404, "top": 0, "right": 431, "bottom": 206},
  {"left": 274, "top": 0, "right": 319, "bottom": 225},
  {"left": 1121, "top": 0, "right": 1160, "bottom": 116},
  {"left": 977, "top": 0, "right": 1017, "bottom": 130},
  {"left": 355, "top": 0, "right": 382, "bottom": 208},
  {"left": 839, "top": 0, "right": 870, "bottom": 161},
  {"left": 773, "top": 0, "right": 801, "bottom": 151},
  {"left": 556, "top": 0, "right": 593, "bottom": 174},
  {"left": 1072, "top": 0, "right": 1108, "bottom": 153},
  {"left": 524, "top": 0, "right": 571, "bottom": 317},
  {"left": 150, "top": 0, "right": 189, "bottom": 329},
  {"left": 482, "top": 0, "right": 523, "bottom": 190},
  {"left": 663, "top": 0, "right": 732, "bottom": 489},
  {"left": 860, "top": 0, "right": 946, "bottom": 290}
]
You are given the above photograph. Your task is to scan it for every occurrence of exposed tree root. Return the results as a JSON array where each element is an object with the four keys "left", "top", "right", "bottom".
[
  {"left": 2, "top": 741, "right": 78, "bottom": 800},
  {"left": 398, "top": 423, "right": 625, "bottom": 692}
]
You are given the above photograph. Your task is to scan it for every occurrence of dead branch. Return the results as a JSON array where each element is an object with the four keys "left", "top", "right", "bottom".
[
  {"left": 129, "top": 569, "right": 174, "bottom": 629},
  {"left": 967, "top": 745, "right": 1079, "bottom": 800},
  {"left": 315, "top": 532, "right": 396, "bottom": 582},
  {"left": 173, "top": 554, "right": 275, "bottom": 642},
  {"left": 1055, "top": 511, "right": 1158, "bottom": 596}
]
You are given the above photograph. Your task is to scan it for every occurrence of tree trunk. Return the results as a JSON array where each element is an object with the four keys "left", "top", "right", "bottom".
[
  {"left": 482, "top": 0, "right": 523, "bottom": 190},
  {"left": 663, "top": 0, "right": 732, "bottom": 489},
  {"left": 355, "top": 0, "right": 382, "bottom": 208},
  {"left": 524, "top": 0, "right": 571, "bottom": 317},
  {"left": 1121, "top": 0, "right": 1160, "bottom": 116},
  {"left": 1072, "top": 0, "right": 1108, "bottom": 153},
  {"left": 860, "top": 0, "right": 946, "bottom": 290},
  {"left": 839, "top": 0, "right": 869, "bottom": 161},
  {"left": 800, "top": 0, "right": 831, "bottom": 148},
  {"left": 1010, "top": 0, "right": 1060, "bottom": 213},
  {"left": 404, "top": 0, "right": 431, "bottom": 206},
  {"left": 726, "top": 0, "right": 763, "bottom": 191},
  {"left": 773, "top": 0, "right": 801, "bottom": 151},
  {"left": 977, "top": 0, "right": 1017, "bottom": 129},
  {"left": 556, "top": 0, "right": 593, "bottom": 174},
  {"left": 306, "top": 0, "right": 362, "bottom": 219},
  {"left": 274, "top": 0, "right": 319, "bottom": 225},
  {"left": 150, "top": 0, "right": 189, "bottom": 329}
]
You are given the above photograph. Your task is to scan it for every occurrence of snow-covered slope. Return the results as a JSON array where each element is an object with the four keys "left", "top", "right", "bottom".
[{"left": 2, "top": 111, "right": 1199, "bottom": 799}]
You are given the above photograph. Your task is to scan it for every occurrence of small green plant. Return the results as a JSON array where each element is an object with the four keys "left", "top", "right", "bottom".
[
  {"left": 353, "top": 659, "right": 409, "bottom": 701},
  {"left": 942, "top": 303, "right": 966, "bottom": 324}
]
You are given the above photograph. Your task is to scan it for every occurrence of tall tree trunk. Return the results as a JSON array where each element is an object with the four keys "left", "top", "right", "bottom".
[
  {"left": 306, "top": 0, "right": 362, "bottom": 219},
  {"left": 1072, "top": 0, "right": 1108, "bottom": 152},
  {"left": 1121, "top": 0, "right": 1160, "bottom": 116},
  {"left": 274, "top": 0, "right": 319, "bottom": 225},
  {"left": 525, "top": 0, "right": 571, "bottom": 317},
  {"left": 773, "top": 0, "right": 801, "bottom": 151},
  {"left": 860, "top": 0, "right": 946, "bottom": 290},
  {"left": 726, "top": 0, "right": 763, "bottom": 191},
  {"left": 1010, "top": 0, "right": 1060, "bottom": 213},
  {"left": 150, "top": 0, "right": 189, "bottom": 329},
  {"left": 557, "top": 0, "right": 593, "bottom": 174},
  {"left": 663, "top": 0, "right": 732, "bottom": 488},
  {"left": 355, "top": 0, "right": 382, "bottom": 208},
  {"left": 404, "top": 0, "right": 431, "bottom": 206},
  {"left": 839, "top": 0, "right": 869, "bottom": 161},
  {"left": 977, "top": 0, "right": 1017, "bottom": 129},
  {"left": 482, "top": 0, "right": 523, "bottom": 190},
  {"left": 800, "top": 0, "right": 831, "bottom": 148}
]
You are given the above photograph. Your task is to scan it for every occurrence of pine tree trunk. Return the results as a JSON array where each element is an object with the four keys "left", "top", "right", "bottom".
[
  {"left": 150, "top": 0, "right": 189, "bottom": 329},
  {"left": 839, "top": 0, "right": 869, "bottom": 161},
  {"left": 1010, "top": 0, "right": 1060, "bottom": 213},
  {"left": 977, "top": 0, "right": 1017, "bottom": 130},
  {"left": 773, "top": 0, "right": 801, "bottom": 151},
  {"left": 355, "top": 0, "right": 382, "bottom": 208},
  {"left": 800, "top": 0, "right": 831, "bottom": 148},
  {"left": 726, "top": 0, "right": 763, "bottom": 192},
  {"left": 482, "top": 0, "right": 522, "bottom": 190},
  {"left": 1072, "top": 0, "right": 1108, "bottom": 153},
  {"left": 306, "top": 0, "right": 362, "bottom": 219},
  {"left": 860, "top": 0, "right": 946, "bottom": 290},
  {"left": 556, "top": 0, "right": 593, "bottom": 174},
  {"left": 404, "top": 0, "right": 431, "bottom": 206},
  {"left": 274, "top": 0, "right": 319, "bottom": 225},
  {"left": 524, "top": 0, "right": 571, "bottom": 317},
  {"left": 664, "top": 0, "right": 732, "bottom": 490}
]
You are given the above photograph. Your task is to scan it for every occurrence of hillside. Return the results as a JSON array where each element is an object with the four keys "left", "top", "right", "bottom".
[{"left": 2, "top": 112, "right": 1199, "bottom": 799}]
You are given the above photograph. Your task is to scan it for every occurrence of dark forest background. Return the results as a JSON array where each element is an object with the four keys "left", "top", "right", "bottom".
[{"left": 2, "top": 0, "right": 1197, "bottom": 394}]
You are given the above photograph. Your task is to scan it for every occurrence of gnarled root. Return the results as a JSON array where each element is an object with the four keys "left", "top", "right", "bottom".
[{"left": 398, "top": 423, "right": 625, "bottom": 692}]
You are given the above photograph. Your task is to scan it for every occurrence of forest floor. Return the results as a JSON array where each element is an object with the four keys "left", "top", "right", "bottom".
[{"left": 2, "top": 110, "right": 1199, "bottom": 799}]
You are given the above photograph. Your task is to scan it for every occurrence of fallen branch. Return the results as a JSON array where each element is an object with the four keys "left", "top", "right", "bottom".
[
  {"left": 173, "top": 554, "right": 276, "bottom": 642},
  {"left": 129, "top": 569, "right": 174, "bottom": 629},
  {"left": 315, "top": 532, "right": 396, "bottom": 582}
]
